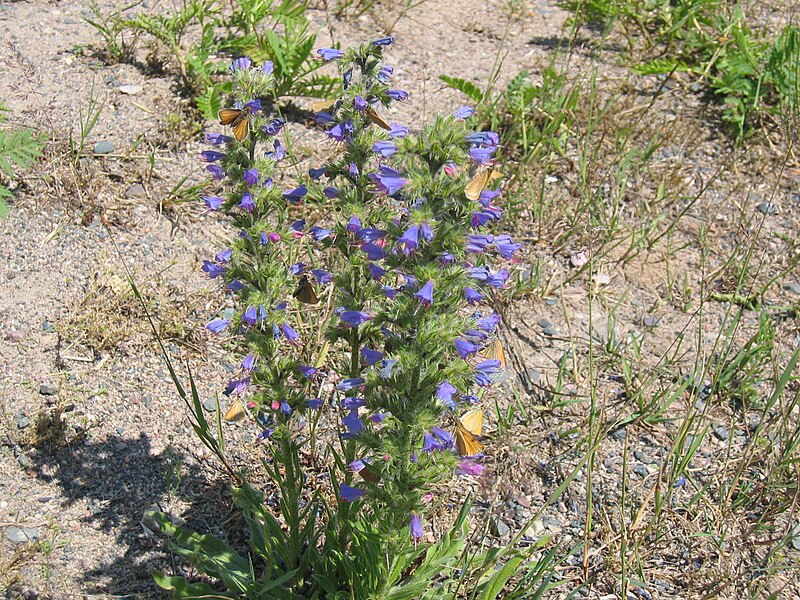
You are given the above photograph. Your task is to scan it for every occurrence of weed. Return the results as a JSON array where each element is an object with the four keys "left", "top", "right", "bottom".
[{"left": 0, "top": 101, "right": 44, "bottom": 217}]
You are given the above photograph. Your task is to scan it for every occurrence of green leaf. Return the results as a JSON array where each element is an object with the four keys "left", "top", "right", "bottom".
[
  {"left": 439, "top": 75, "right": 484, "bottom": 103},
  {"left": 476, "top": 553, "right": 526, "bottom": 600},
  {"left": 152, "top": 571, "right": 236, "bottom": 599}
]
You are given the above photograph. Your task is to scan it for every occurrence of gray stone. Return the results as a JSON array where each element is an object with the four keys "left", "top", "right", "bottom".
[
  {"left": 783, "top": 283, "right": 800, "bottom": 295},
  {"left": 633, "top": 465, "right": 648, "bottom": 477},
  {"left": 16, "top": 416, "right": 30, "bottom": 430},
  {"left": 201, "top": 397, "right": 218, "bottom": 412},
  {"left": 18, "top": 454, "right": 31, "bottom": 468},
  {"left": 642, "top": 315, "right": 660, "bottom": 327},
  {"left": 93, "top": 140, "right": 115, "bottom": 155},
  {"left": 41, "top": 320, "right": 55, "bottom": 333},
  {"left": 114, "top": 442, "right": 128, "bottom": 452},
  {"left": 125, "top": 183, "right": 146, "bottom": 198},
  {"left": 610, "top": 428, "right": 626, "bottom": 442},
  {"left": 489, "top": 517, "right": 511, "bottom": 537},
  {"left": 6, "top": 526, "right": 39, "bottom": 543},
  {"left": 757, "top": 202, "right": 778, "bottom": 215},
  {"left": 712, "top": 423, "right": 730, "bottom": 441},
  {"left": 39, "top": 383, "right": 58, "bottom": 396}
]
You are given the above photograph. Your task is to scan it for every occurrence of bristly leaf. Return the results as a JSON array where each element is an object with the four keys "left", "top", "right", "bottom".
[{"left": 439, "top": 75, "right": 484, "bottom": 103}]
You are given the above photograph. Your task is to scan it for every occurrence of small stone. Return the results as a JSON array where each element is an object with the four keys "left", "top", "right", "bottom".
[
  {"left": 634, "top": 450, "right": 648, "bottom": 463},
  {"left": 18, "top": 455, "right": 31, "bottom": 468},
  {"left": 6, "top": 526, "right": 39, "bottom": 543},
  {"left": 114, "top": 442, "right": 128, "bottom": 452},
  {"left": 712, "top": 423, "right": 730, "bottom": 441},
  {"left": 3, "top": 328, "right": 25, "bottom": 342},
  {"left": 39, "top": 383, "right": 58, "bottom": 396},
  {"left": 93, "top": 141, "right": 115, "bottom": 155},
  {"left": 16, "top": 416, "right": 30, "bottom": 430},
  {"left": 201, "top": 398, "right": 218, "bottom": 412},
  {"left": 489, "top": 517, "right": 511, "bottom": 537},
  {"left": 538, "top": 319, "right": 552, "bottom": 329},
  {"left": 544, "top": 297, "right": 558, "bottom": 306},
  {"left": 118, "top": 84, "right": 143, "bottom": 95},
  {"left": 523, "top": 519, "right": 545, "bottom": 538},
  {"left": 757, "top": 202, "right": 778, "bottom": 215},
  {"left": 543, "top": 325, "right": 557, "bottom": 336},
  {"left": 610, "top": 428, "right": 626, "bottom": 442},
  {"left": 642, "top": 315, "right": 660, "bottom": 328},
  {"left": 63, "top": 17, "right": 78, "bottom": 24},
  {"left": 633, "top": 465, "right": 648, "bottom": 477},
  {"left": 525, "top": 369, "right": 540, "bottom": 383},
  {"left": 41, "top": 320, "right": 56, "bottom": 333},
  {"left": 783, "top": 283, "right": 800, "bottom": 295},
  {"left": 125, "top": 183, "right": 146, "bottom": 198}
]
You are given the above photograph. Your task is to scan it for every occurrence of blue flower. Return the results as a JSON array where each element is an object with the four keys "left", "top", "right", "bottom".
[
  {"left": 280, "top": 401, "right": 292, "bottom": 415},
  {"left": 298, "top": 365, "right": 320, "bottom": 379},
  {"left": 432, "top": 427, "right": 455, "bottom": 448},
  {"left": 379, "top": 358, "right": 399, "bottom": 378},
  {"left": 280, "top": 323, "right": 301, "bottom": 345},
  {"left": 378, "top": 65, "right": 393, "bottom": 82},
  {"left": 243, "top": 168, "right": 259, "bottom": 186},
  {"left": 339, "top": 483, "right": 365, "bottom": 502},
  {"left": 266, "top": 139, "right": 286, "bottom": 161},
  {"left": 283, "top": 185, "right": 308, "bottom": 203},
  {"left": 453, "top": 106, "right": 474, "bottom": 119},
  {"left": 486, "top": 268, "right": 510, "bottom": 288},
  {"left": 261, "top": 61, "right": 274, "bottom": 75},
  {"left": 289, "top": 262, "right": 305, "bottom": 275},
  {"left": 206, "top": 318, "right": 231, "bottom": 334},
  {"left": 316, "top": 112, "right": 334, "bottom": 125},
  {"left": 307, "top": 398, "right": 323, "bottom": 409},
  {"left": 438, "top": 252, "right": 456, "bottom": 265},
  {"left": 357, "top": 228, "right": 386, "bottom": 242},
  {"left": 323, "top": 186, "right": 339, "bottom": 198},
  {"left": 201, "top": 260, "right": 226, "bottom": 279},
  {"left": 368, "top": 263, "right": 387, "bottom": 280},
  {"left": 262, "top": 118, "right": 286, "bottom": 136},
  {"left": 206, "top": 133, "right": 231, "bottom": 145},
  {"left": 397, "top": 225, "right": 420, "bottom": 254},
  {"left": 341, "top": 396, "right": 365, "bottom": 410},
  {"left": 387, "top": 89, "right": 409, "bottom": 102},
  {"left": 202, "top": 195, "right": 224, "bottom": 210},
  {"left": 309, "top": 166, "right": 326, "bottom": 180},
  {"left": 206, "top": 165, "right": 225, "bottom": 180},
  {"left": 239, "top": 191, "right": 255, "bottom": 212},
  {"left": 372, "top": 36, "right": 394, "bottom": 46},
  {"left": 369, "top": 165, "right": 408, "bottom": 195},
  {"left": 241, "top": 353, "right": 256, "bottom": 371},
  {"left": 361, "top": 347, "right": 384, "bottom": 366},
  {"left": 230, "top": 56, "right": 251, "bottom": 72},
  {"left": 200, "top": 150, "right": 225, "bottom": 162},
  {"left": 312, "top": 269, "right": 333, "bottom": 284},
  {"left": 382, "top": 286, "right": 398, "bottom": 299},
  {"left": 228, "top": 280, "right": 244, "bottom": 291},
  {"left": 455, "top": 339, "right": 478, "bottom": 359},
  {"left": 414, "top": 280, "right": 434, "bottom": 306},
  {"left": 337, "top": 378, "right": 365, "bottom": 391},
  {"left": 361, "top": 242, "right": 386, "bottom": 260},
  {"left": 420, "top": 222, "right": 433, "bottom": 241},
  {"left": 409, "top": 514, "right": 423, "bottom": 541},
  {"left": 354, "top": 95, "right": 368, "bottom": 111},
  {"left": 242, "top": 306, "right": 258, "bottom": 327},
  {"left": 436, "top": 381, "right": 458, "bottom": 409},
  {"left": 339, "top": 310, "right": 372, "bottom": 327},
  {"left": 466, "top": 234, "right": 494, "bottom": 254},
  {"left": 310, "top": 226, "right": 332, "bottom": 241},
  {"left": 215, "top": 248, "right": 232, "bottom": 263},
  {"left": 465, "top": 131, "right": 500, "bottom": 146},
  {"left": 389, "top": 123, "right": 409, "bottom": 138},
  {"left": 373, "top": 140, "right": 397, "bottom": 157},
  {"left": 477, "top": 313, "right": 501, "bottom": 332},
  {"left": 341, "top": 411, "right": 364, "bottom": 439},
  {"left": 290, "top": 219, "right": 305, "bottom": 232},
  {"left": 493, "top": 234, "right": 521, "bottom": 259},
  {"left": 464, "top": 287, "right": 484, "bottom": 304},
  {"left": 469, "top": 146, "right": 497, "bottom": 164},
  {"left": 328, "top": 120, "right": 354, "bottom": 142},
  {"left": 348, "top": 215, "right": 362, "bottom": 233},
  {"left": 317, "top": 47, "right": 343, "bottom": 61}
]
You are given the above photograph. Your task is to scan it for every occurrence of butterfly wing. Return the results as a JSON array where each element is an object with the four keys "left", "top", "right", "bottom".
[
  {"left": 218, "top": 108, "right": 242, "bottom": 125},
  {"left": 223, "top": 399, "right": 247, "bottom": 422},
  {"left": 312, "top": 99, "right": 336, "bottom": 112},
  {"left": 484, "top": 339, "right": 507, "bottom": 369},
  {"left": 367, "top": 106, "right": 392, "bottom": 131},
  {"left": 231, "top": 116, "right": 250, "bottom": 141},
  {"left": 294, "top": 276, "right": 320, "bottom": 304},
  {"left": 455, "top": 423, "right": 485, "bottom": 456},
  {"left": 465, "top": 169, "right": 491, "bottom": 201},
  {"left": 460, "top": 408, "right": 484, "bottom": 435}
]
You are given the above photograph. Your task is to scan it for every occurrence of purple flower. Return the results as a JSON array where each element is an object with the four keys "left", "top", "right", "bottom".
[
  {"left": 242, "top": 306, "right": 259, "bottom": 327},
  {"left": 245, "top": 99, "right": 261, "bottom": 112},
  {"left": 422, "top": 433, "right": 443, "bottom": 453},
  {"left": 243, "top": 168, "right": 259, "bottom": 186},
  {"left": 475, "top": 359, "right": 501, "bottom": 387},
  {"left": 307, "top": 398, "right": 323, "bottom": 409},
  {"left": 316, "top": 112, "right": 334, "bottom": 125},
  {"left": 468, "top": 266, "right": 490, "bottom": 283},
  {"left": 323, "top": 186, "right": 340, "bottom": 198},
  {"left": 378, "top": 65, "right": 393, "bottom": 82},
  {"left": 397, "top": 225, "right": 420, "bottom": 254},
  {"left": 458, "top": 460, "right": 484, "bottom": 476},
  {"left": 290, "top": 219, "right": 305, "bottom": 232},
  {"left": 258, "top": 230, "right": 269, "bottom": 245},
  {"left": 469, "top": 146, "right": 497, "bottom": 164},
  {"left": 283, "top": 185, "right": 307, "bottom": 203},
  {"left": 257, "top": 428, "right": 274, "bottom": 441},
  {"left": 358, "top": 228, "right": 386, "bottom": 242},
  {"left": 493, "top": 234, "right": 521, "bottom": 259},
  {"left": 239, "top": 191, "right": 255, "bottom": 212},
  {"left": 347, "top": 215, "right": 362, "bottom": 233},
  {"left": 262, "top": 117, "right": 286, "bottom": 137},
  {"left": 455, "top": 339, "right": 478, "bottom": 359},
  {"left": 389, "top": 123, "right": 409, "bottom": 138},
  {"left": 262, "top": 61, "right": 274, "bottom": 75},
  {"left": 465, "top": 131, "right": 500, "bottom": 146},
  {"left": 369, "top": 165, "right": 408, "bottom": 195},
  {"left": 379, "top": 358, "right": 399, "bottom": 378},
  {"left": 341, "top": 411, "right": 364, "bottom": 439},
  {"left": 432, "top": 427, "right": 455, "bottom": 449},
  {"left": 224, "top": 377, "right": 250, "bottom": 396},
  {"left": 206, "top": 132, "right": 231, "bottom": 145},
  {"left": 436, "top": 381, "right": 458, "bottom": 409},
  {"left": 361, "top": 242, "right": 386, "bottom": 260},
  {"left": 312, "top": 269, "right": 333, "bottom": 284},
  {"left": 369, "top": 263, "right": 387, "bottom": 280},
  {"left": 339, "top": 310, "right": 372, "bottom": 327},
  {"left": 298, "top": 365, "right": 320, "bottom": 379},
  {"left": 368, "top": 412, "right": 386, "bottom": 424},
  {"left": 453, "top": 106, "right": 474, "bottom": 120},
  {"left": 372, "top": 36, "right": 394, "bottom": 46},
  {"left": 228, "top": 280, "right": 244, "bottom": 291},
  {"left": 420, "top": 222, "right": 433, "bottom": 241},
  {"left": 200, "top": 150, "right": 226, "bottom": 162},
  {"left": 387, "top": 89, "right": 409, "bottom": 102},
  {"left": 317, "top": 47, "right": 343, "bottom": 61},
  {"left": 337, "top": 378, "right": 365, "bottom": 391},
  {"left": 409, "top": 514, "right": 423, "bottom": 541},
  {"left": 477, "top": 313, "right": 501, "bottom": 332},
  {"left": 487, "top": 268, "right": 510, "bottom": 288},
  {"left": 464, "top": 286, "right": 484, "bottom": 304},
  {"left": 339, "top": 483, "right": 365, "bottom": 502},
  {"left": 206, "top": 318, "right": 231, "bottom": 334},
  {"left": 348, "top": 162, "right": 359, "bottom": 178},
  {"left": 230, "top": 56, "right": 252, "bottom": 72},
  {"left": 241, "top": 353, "right": 256, "bottom": 371},
  {"left": 328, "top": 120, "right": 354, "bottom": 142},
  {"left": 280, "top": 401, "right": 292, "bottom": 415},
  {"left": 266, "top": 139, "right": 286, "bottom": 161},
  {"left": 280, "top": 323, "right": 301, "bottom": 345},
  {"left": 361, "top": 347, "right": 384, "bottom": 366},
  {"left": 414, "top": 280, "right": 434, "bottom": 306},
  {"left": 382, "top": 285, "right": 398, "bottom": 299},
  {"left": 309, "top": 167, "right": 326, "bottom": 180},
  {"left": 465, "top": 329, "right": 488, "bottom": 343},
  {"left": 206, "top": 164, "right": 225, "bottom": 180},
  {"left": 438, "top": 252, "right": 456, "bottom": 265},
  {"left": 354, "top": 95, "right": 368, "bottom": 111},
  {"left": 373, "top": 141, "right": 397, "bottom": 157},
  {"left": 466, "top": 234, "right": 494, "bottom": 254},
  {"left": 202, "top": 195, "right": 224, "bottom": 210},
  {"left": 289, "top": 262, "right": 305, "bottom": 275},
  {"left": 341, "top": 397, "right": 365, "bottom": 410},
  {"left": 310, "top": 226, "right": 332, "bottom": 241},
  {"left": 201, "top": 260, "right": 226, "bottom": 279}
]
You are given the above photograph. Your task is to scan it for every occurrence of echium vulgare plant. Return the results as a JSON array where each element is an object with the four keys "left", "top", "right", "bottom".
[{"left": 154, "top": 38, "right": 526, "bottom": 599}]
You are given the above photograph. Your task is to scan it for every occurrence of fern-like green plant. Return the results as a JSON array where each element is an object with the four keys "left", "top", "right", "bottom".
[{"left": 0, "top": 102, "right": 44, "bottom": 217}]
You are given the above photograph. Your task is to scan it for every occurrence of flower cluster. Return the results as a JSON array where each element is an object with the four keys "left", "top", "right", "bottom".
[{"left": 200, "top": 39, "right": 520, "bottom": 546}]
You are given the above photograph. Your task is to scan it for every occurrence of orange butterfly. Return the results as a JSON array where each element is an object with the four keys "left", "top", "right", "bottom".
[
  {"left": 223, "top": 399, "right": 247, "bottom": 422},
  {"left": 455, "top": 408, "right": 484, "bottom": 456},
  {"left": 465, "top": 168, "right": 502, "bottom": 201},
  {"left": 366, "top": 106, "right": 392, "bottom": 131},
  {"left": 293, "top": 275, "right": 320, "bottom": 305},
  {"left": 218, "top": 107, "right": 251, "bottom": 141}
]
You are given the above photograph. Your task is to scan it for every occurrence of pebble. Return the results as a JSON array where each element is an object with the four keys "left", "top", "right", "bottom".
[
  {"left": 41, "top": 320, "right": 56, "bottom": 333},
  {"left": 125, "top": 183, "right": 146, "bottom": 198},
  {"left": 712, "top": 423, "right": 730, "bottom": 442},
  {"left": 633, "top": 465, "right": 648, "bottom": 477},
  {"left": 118, "top": 84, "right": 143, "bottom": 95},
  {"left": 6, "top": 526, "right": 40, "bottom": 543},
  {"left": 114, "top": 442, "right": 128, "bottom": 452},
  {"left": 18, "top": 454, "right": 31, "bottom": 468},
  {"left": 783, "top": 283, "right": 800, "bottom": 295},
  {"left": 490, "top": 517, "right": 510, "bottom": 537},
  {"left": 610, "top": 428, "right": 626, "bottom": 442},
  {"left": 757, "top": 202, "right": 778, "bottom": 215},
  {"left": 39, "top": 383, "right": 58, "bottom": 396},
  {"left": 523, "top": 519, "right": 545, "bottom": 538},
  {"left": 642, "top": 315, "right": 660, "bottom": 327},
  {"left": 3, "top": 328, "right": 25, "bottom": 342},
  {"left": 16, "top": 416, "right": 30, "bottom": 430},
  {"left": 93, "top": 140, "right": 115, "bottom": 155},
  {"left": 201, "top": 398, "right": 218, "bottom": 412}
]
